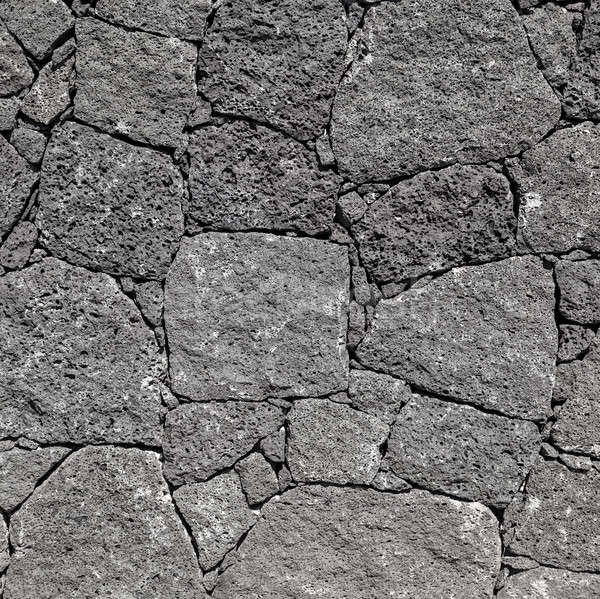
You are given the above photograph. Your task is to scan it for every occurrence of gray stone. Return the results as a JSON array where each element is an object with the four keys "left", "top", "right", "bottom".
[
  {"left": 0, "top": 516, "right": 7, "bottom": 573},
  {"left": 351, "top": 266, "right": 372, "bottom": 306},
  {"left": 96, "top": 0, "right": 212, "bottom": 40},
  {"left": 540, "top": 443, "right": 559, "bottom": 459},
  {"left": 383, "top": 395, "right": 540, "bottom": 507},
  {"left": 199, "top": 0, "right": 347, "bottom": 141},
  {"left": 336, "top": 192, "right": 367, "bottom": 228},
  {"left": 559, "top": 453, "right": 592, "bottom": 471},
  {"left": 213, "top": 486, "right": 500, "bottom": 599},
  {"left": 371, "top": 469, "right": 412, "bottom": 492},
  {"left": 165, "top": 234, "right": 349, "bottom": 401},
  {"left": 51, "top": 38, "right": 75, "bottom": 67},
  {"left": 5, "top": 446, "right": 205, "bottom": 598},
  {"left": 498, "top": 567, "right": 600, "bottom": 599},
  {"left": 277, "top": 464, "right": 292, "bottom": 492},
  {"left": 203, "top": 571, "right": 218, "bottom": 593},
  {"left": 352, "top": 165, "right": 516, "bottom": 284},
  {"left": 0, "top": 96, "right": 21, "bottom": 130},
  {"left": 556, "top": 259, "right": 600, "bottom": 324},
  {"left": 347, "top": 302, "right": 365, "bottom": 351},
  {"left": 315, "top": 132, "right": 335, "bottom": 167},
  {"left": 0, "top": 258, "right": 165, "bottom": 445},
  {"left": 74, "top": 18, "right": 196, "bottom": 147},
  {"left": 187, "top": 121, "right": 339, "bottom": 235},
  {"left": 348, "top": 369, "right": 410, "bottom": 426},
  {"left": 173, "top": 470, "right": 258, "bottom": 571},
  {"left": 163, "top": 402, "right": 285, "bottom": 486},
  {"left": 0, "top": 0, "right": 74, "bottom": 61},
  {"left": 235, "top": 452, "right": 279, "bottom": 505},
  {"left": 501, "top": 556, "right": 540, "bottom": 571},
  {"left": 132, "top": 280, "right": 163, "bottom": 327},
  {"left": 37, "top": 122, "right": 184, "bottom": 279},
  {"left": 10, "top": 127, "right": 47, "bottom": 164},
  {"left": 558, "top": 325, "right": 595, "bottom": 362},
  {"left": 357, "top": 257, "right": 557, "bottom": 420},
  {"left": 511, "top": 123, "right": 600, "bottom": 253},
  {"left": 0, "top": 446, "right": 70, "bottom": 512},
  {"left": 0, "top": 23, "right": 33, "bottom": 95},
  {"left": 506, "top": 459, "right": 600, "bottom": 571},
  {"left": 287, "top": 398, "right": 389, "bottom": 485},
  {"left": 330, "top": 0, "right": 560, "bottom": 183},
  {"left": 0, "top": 221, "right": 37, "bottom": 269},
  {"left": 260, "top": 427, "right": 285, "bottom": 463}
]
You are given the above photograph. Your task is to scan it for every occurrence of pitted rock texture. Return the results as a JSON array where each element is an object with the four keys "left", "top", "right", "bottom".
[
  {"left": 558, "top": 324, "right": 595, "bottom": 362},
  {"left": 357, "top": 257, "right": 557, "bottom": 420},
  {"left": 4, "top": 446, "right": 205, "bottom": 599},
  {"left": 0, "top": 221, "right": 37, "bottom": 270},
  {"left": 330, "top": 0, "right": 560, "bottom": 183},
  {"left": 234, "top": 452, "right": 279, "bottom": 505},
  {"left": 0, "top": 23, "right": 33, "bottom": 95},
  {"left": 213, "top": 486, "right": 500, "bottom": 599},
  {"left": 37, "top": 122, "right": 185, "bottom": 279},
  {"left": 498, "top": 567, "right": 600, "bottom": 598},
  {"left": 556, "top": 259, "right": 600, "bottom": 324},
  {"left": 165, "top": 234, "right": 349, "bottom": 401}
]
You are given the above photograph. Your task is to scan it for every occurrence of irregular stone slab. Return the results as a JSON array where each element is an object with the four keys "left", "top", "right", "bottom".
[
  {"left": 199, "top": 0, "right": 347, "bottom": 140},
  {"left": 287, "top": 398, "right": 389, "bottom": 485},
  {"left": 5, "top": 446, "right": 205, "bottom": 598},
  {"left": 0, "top": 97, "right": 21, "bottom": 131},
  {"left": 558, "top": 325, "right": 595, "bottom": 362},
  {"left": 74, "top": 18, "right": 196, "bottom": 147},
  {"left": 383, "top": 395, "right": 540, "bottom": 507},
  {"left": 163, "top": 402, "right": 285, "bottom": 486},
  {"left": 37, "top": 122, "right": 184, "bottom": 279},
  {"left": 511, "top": 123, "right": 600, "bottom": 253},
  {"left": 235, "top": 452, "right": 279, "bottom": 505},
  {"left": 330, "top": 0, "right": 560, "bottom": 183},
  {"left": 498, "top": 567, "right": 600, "bottom": 599},
  {"left": 165, "top": 234, "right": 349, "bottom": 400},
  {"left": 96, "top": 0, "right": 211, "bottom": 40},
  {"left": 132, "top": 280, "right": 163, "bottom": 327},
  {"left": 260, "top": 427, "right": 285, "bottom": 463},
  {"left": 173, "top": 470, "right": 258, "bottom": 571},
  {"left": 0, "top": 446, "right": 70, "bottom": 512},
  {"left": 187, "top": 121, "right": 339, "bottom": 235},
  {"left": 0, "top": 258, "right": 165, "bottom": 445},
  {"left": 556, "top": 259, "right": 600, "bottom": 324},
  {"left": 0, "top": 23, "right": 33, "bottom": 95},
  {"left": 10, "top": 126, "right": 47, "bottom": 165},
  {"left": 507, "top": 460, "right": 600, "bottom": 571},
  {"left": 0, "top": 221, "right": 37, "bottom": 269},
  {"left": 213, "top": 486, "right": 500, "bottom": 599},
  {"left": 352, "top": 165, "right": 516, "bottom": 284},
  {"left": 358, "top": 257, "right": 557, "bottom": 420}
]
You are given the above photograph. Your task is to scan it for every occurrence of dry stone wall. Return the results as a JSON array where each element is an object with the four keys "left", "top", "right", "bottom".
[{"left": 0, "top": 0, "right": 597, "bottom": 597}]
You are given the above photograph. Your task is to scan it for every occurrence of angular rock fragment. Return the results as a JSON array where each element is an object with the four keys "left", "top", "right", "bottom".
[
  {"left": 235, "top": 452, "right": 279, "bottom": 505},
  {"left": 165, "top": 234, "right": 349, "bottom": 400},
  {"left": 163, "top": 402, "right": 285, "bottom": 486},
  {"left": 0, "top": 517, "right": 7, "bottom": 573},
  {"left": 0, "top": 23, "right": 33, "bottom": 95},
  {"left": 0, "top": 221, "right": 37, "bottom": 269},
  {"left": 74, "top": 18, "right": 196, "bottom": 147},
  {"left": 173, "top": 470, "right": 258, "bottom": 571},
  {"left": 558, "top": 325, "right": 596, "bottom": 363},
  {"left": 10, "top": 126, "right": 47, "bottom": 165},
  {"left": 330, "top": 0, "right": 560, "bottom": 182},
  {"left": 0, "top": 446, "right": 70, "bottom": 512},
  {"left": 96, "top": 0, "right": 212, "bottom": 40},
  {"left": 0, "top": 97, "right": 21, "bottom": 131},
  {"left": 353, "top": 165, "right": 516, "bottom": 284},
  {"left": 187, "top": 121, "right": 339, "bottom": 235},
  {"left": 383, "top": 395, "right": 540, "bottom": 507},
  {"left": 260, "top": 427, "right": 285, "bottom": 463},
  {"left": 511, "top": 123, "right": 600, "bottom": 253},
  {"left": 347, "top": 302, "right": 366, "bottom": 351},
  {"left": 37, "top": 122, "right": 184, "bottom": 279},
  {"left": 199, "top": 0, "right": 347, "bottom": 140},
  {"left": 498, "top": 567, "right": 600, "bottom": 599},
  {"left": 358, "top": 257, "right": 557, "bottom": 420},
  {"left": 0, "top": 258, "right": 165, "bottom": 445},
  {"left": 131, "top": 280, "right": 163, "bottom": 328},
  {"left": 287, "top": 398, "right": 389, "bottom": 485},
  {"left": 556, "top": 259, "right": 600, "bottom": 324},
  {"left": 4, "top": 446, "right": 205, "bottom": 598},
  {"left": 213, "top": 486, "right": 500, "bottom": 599}
]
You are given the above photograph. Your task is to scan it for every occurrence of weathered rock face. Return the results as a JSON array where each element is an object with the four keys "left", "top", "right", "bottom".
[
  {"left": 198, "top": 0, "right": 347, "bottom": 141},
  {"left": 383, "top": 395, "right": 540, "bottom": 507},
  {"left": 74, "top": 18, "right": 196, "bottom": 147},
  {"left": 357, "top": 257, "right": 557, "bottom": 420},
  {"left": 4, "top": 446, "right": 205, "bottom": 599},
  {"left": 37, "top": 122, "right": 184, "bottom": 279},
  {"left": 234, "top": 452, "right": 279, "bottom": 505},
  {"left": 163, "top": 402, "right": 285, "bottom": 486},
  {"left": 187, "top": 121, "right": 339, "bottom": 235},
  {"left": 0, "top": 258, "right": 165, "bottom": 445},
  {"left": 0, "top": 23, "right": 33, "bottom": 96},
  {"left": 213, "top": 486, "right": 500, "bottom": 599},
  {"left": 556, "top": 259, "right": 600, "bottom": 324},
  {"left": 330, "top": 0, "right": 560, "bottom": 183},
  {"left": 498, "top": 567, "right": 600, "bottom": 599},
  {"left": 165, "top": 234, "right": 349, "bottom": 401},
  {"left": 10, "top": 126, "right": 47, "bottom": 165},
  {"left": 0, "top": 516, "right": 7, "bottom": 573},
  {"left": 352, "top": 165, "right": 516, "bottom": 284},
  {"left": 558, "top": 324, "right": 595, "bottom": 362},
  {"left": 510, "top": 123, "right": 600, "bottom": 253},
  {"left": 0, "top": 221, "right": 37, "bottom": 269}
]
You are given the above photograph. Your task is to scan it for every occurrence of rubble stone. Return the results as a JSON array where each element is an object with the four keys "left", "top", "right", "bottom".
[
  {"left": 558, "top": 325, "right": 595, "bottom": 362},
  {"left": 498, "top": 567, "right": 600, "bottom": 599},
  {"left": 556, "top": 259, "right": 600, "bottom": 324},
  {"left": 0, "top": 23, "right": 33, "bottom": 95},
  {"left": 10, "top": 127, "right": 47, "bottom": 165},
  {"left": 259, "top": 427, "right": 285, "bottom": 463},
  {"left": 0, "top": 221, "right": 37, "bottom": 269},
  {"left": 235, "top": 452, "right": 279, "bottom": 505}
]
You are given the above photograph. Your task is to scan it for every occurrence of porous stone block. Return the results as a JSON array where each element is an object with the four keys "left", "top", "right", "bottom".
[
  {"left": 0, "top": 221, "right": 37, "bottom": 269},
  {"left": 235, "top": 452, "right": 279, "bottom": 505},
  {"left": 558, "top": 325, "right": 595, "bottom": 362},
  {"left": 556, "top": 259, "right": 600, "bottom": 324},
  {"left": 498, "top": 567, "right": 600, "bottom": 599}
]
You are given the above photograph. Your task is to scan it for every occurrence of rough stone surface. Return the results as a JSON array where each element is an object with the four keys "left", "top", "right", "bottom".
[
  {"left": 163, "top": 402, "right": 285, "bottom": 486},
  {"left": 330, "top": 0, "right": 560, "bottom": 183},
  {"left": 4, "top": 446, "right": 205, "bottom": 598},
  {"left": 0, "top": 97, "right": 21, "bottom": 131},
  {"left": 234, "top": 452, "right": 279, "bottom": 505},
  {"left": 10, "top": 126, "right": 47, "bottom": 165},
  {"left": 498, "top": 567, "right": 600, "bottom": 599},
  {"left": 173, "top": 470, "right": 258, "bottom": 571},
  {"left": 37, "top": 122, "right": 184, "bottom": 279},
  {"left": 556, "top": 259, "right": 600, "bottom": 324},
  {"left": 0, "top": 258, "right": 165, "bottom": 444},
  {"left": 0, "top": 516, "right": 7, "bottom": 572},
  {"left": 213, "top": 486, "right": 500, "bottom": 599},
  {"left": 558, "top": 325, "right": 595, "bottom": 362},
  {"left": 260, "top": 427, "right": 285, "bottom": 463},
  {"left": 383, "top": 395, "right": 540, "bottom": 507},
  {"left": 132, "top": 280, "right": 163, "bottom": 327},
  {"left": 187, "top": 121, "right": 339, "bottom": 235},
  {"left": 74, "top": 18, "right": 196, "bottom": 147},
  {"left": 198, "top": 0, "right": 347, "bottom": 141},
  {"left": 358, "top": 257, "right": 557, "bottom": 420},
  {"left": 352, "top": 165, "right": 516, "bottom": 284},
  {"left": 287, "top": 398, "right": 389, "bottom": 485},
  {"left": 0, "top": 221, "right": 37, "bottom": 269},
  {"left": 0, "top": 23, "right": 33, "bottom": 95},
  {"left": 165, "top": 234, "right": 349, "bottom": 401}
]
